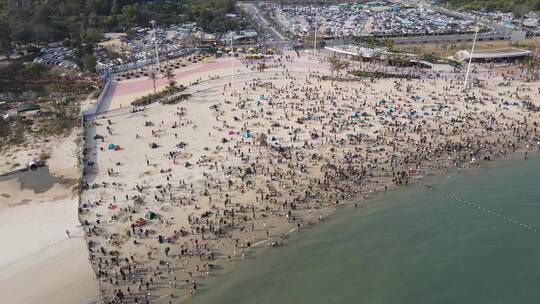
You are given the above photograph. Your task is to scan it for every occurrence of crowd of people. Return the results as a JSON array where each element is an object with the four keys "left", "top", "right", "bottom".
[{"left": 79, "top": 50, "right": 540, "bottom": 303}]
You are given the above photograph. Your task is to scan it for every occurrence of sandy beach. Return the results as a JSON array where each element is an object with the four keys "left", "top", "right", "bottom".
[
  {"left": 0, "top": 130, "right": 100, "bottom": 303},
  {"left": 76, "top": 51, "right": 540, "bottom": 303}
]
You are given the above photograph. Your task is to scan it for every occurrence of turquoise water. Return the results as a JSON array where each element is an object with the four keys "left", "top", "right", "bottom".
[{"left": 190, "top": 157, "right": 540, "bottom": 304}]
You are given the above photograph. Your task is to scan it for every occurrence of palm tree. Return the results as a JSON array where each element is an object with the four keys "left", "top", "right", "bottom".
[
  {"left": 328, "top": 55, "right": 349, "bottom": 78},
  {"left": 524, "top": 57, "right": 538, "bottom": 81},
  {"left": 149, "top": 71, "right": 157, "bottom": 95},
  {"left": 165, "top": 68, "right": 177, "bottom": 92},
  {"left": 328, "top": 56, "right": 339, "bottom": 77}
]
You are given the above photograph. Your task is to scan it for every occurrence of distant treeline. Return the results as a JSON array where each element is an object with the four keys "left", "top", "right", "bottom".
[
  {"left": 0, "top": 0, "right": 244, "bottom": 56},
  {"left": 441, "top": 0, "right": 540, "bottom": 15}
]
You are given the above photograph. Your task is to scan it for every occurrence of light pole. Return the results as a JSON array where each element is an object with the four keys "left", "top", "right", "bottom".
[
  {"left": 464, "top": 26, "right": 479, "bottom": 89},
  {"left": 230, "top": 35, "right": 235, "bottom": 96},
  {"left": 313, "top": 10, "right": 317, "bottom": 55},
  {"left": 150, "top": 20, "right": 161, "bottom": 73}
]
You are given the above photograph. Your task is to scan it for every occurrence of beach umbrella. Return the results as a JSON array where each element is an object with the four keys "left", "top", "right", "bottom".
[{"left": 242, "top": 131, "right": 250, "bottom": 138}]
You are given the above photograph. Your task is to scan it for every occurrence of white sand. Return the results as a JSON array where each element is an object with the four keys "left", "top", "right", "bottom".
[{"left": 0, "top": 131, "right": 99, "bottom": 303}]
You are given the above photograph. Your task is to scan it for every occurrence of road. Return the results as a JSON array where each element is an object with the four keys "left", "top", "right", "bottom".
[{"left": 237, "top": 2, "right": 291, "bottom": 48}]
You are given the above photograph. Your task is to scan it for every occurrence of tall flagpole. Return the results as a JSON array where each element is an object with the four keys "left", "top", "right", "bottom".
[{"left": 464, "top": 27, "right": 479, "bottom": 89}]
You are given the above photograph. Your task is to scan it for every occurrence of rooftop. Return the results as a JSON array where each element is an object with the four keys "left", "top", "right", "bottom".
[{"left": 456, "top": 48, "right": 533, "bottom": 61}]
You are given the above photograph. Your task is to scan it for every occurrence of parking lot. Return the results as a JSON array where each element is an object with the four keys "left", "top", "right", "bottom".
[
  {"left": 261, "top": 2, "right": 487, "bottom": 40},
  {"left": 96, "top": 25, "right": 194, "bottom": 73},
  {"left": 33, "top": 47, "right": 79, "bottom": 70}
]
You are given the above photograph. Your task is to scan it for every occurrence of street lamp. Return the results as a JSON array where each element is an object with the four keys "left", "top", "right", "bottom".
[
  {"left": 150, "top": 20, "right": 161, "bottom": 73},
  {"left": 230, "top": 34, "right": 235, "bottom": 96},
  {"left": 313, "top": 10, "right": 318, "bottom": 55},
  {"left": 464, "top": 26, "right": 479, "bottom": 89}
]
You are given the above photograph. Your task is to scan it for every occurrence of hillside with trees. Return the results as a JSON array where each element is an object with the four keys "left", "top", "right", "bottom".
[
  {"left": 440, "top": 0, "right": 540, "bottom": 15},
  {"left": 0, "top": 0, "right": 240, "bottom": 54}
]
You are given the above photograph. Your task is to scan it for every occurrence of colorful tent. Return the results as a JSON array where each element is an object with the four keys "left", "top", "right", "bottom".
[
  {"left": 136, "top": 218, "right": 147, "bottom": 227},
  {"left": 145, "top": 211, "right": 156, "bottom": 220}
]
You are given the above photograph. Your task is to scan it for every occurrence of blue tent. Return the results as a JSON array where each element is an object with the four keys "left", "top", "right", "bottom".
[
  {"left": 378, "top": 98, "right": 386, "bottom": 104},
  {"left": 107, "top": 143, "right": 115, "bottom": 150},
  {"left": 406, "top": 110, "right": 416, "bottom": 116},
  {"left": 242, "top": 131, "right": 250, "bottom": 138},
  {"left": 351, "top": 111, "right": 358, "bottom": 118}
]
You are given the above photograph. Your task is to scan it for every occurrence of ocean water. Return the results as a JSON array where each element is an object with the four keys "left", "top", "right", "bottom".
[{"left": 189, "top": 157, "right": 540, "bottom": 304}]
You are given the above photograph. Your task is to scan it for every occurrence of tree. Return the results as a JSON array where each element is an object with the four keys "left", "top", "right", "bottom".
[
  {"left": 25, "top": 62, "right": 48, "bottom": 78},
  {"left": 111, "top": 0, "right": 120, "bottom": 14},
  {"left": 0, "top": 18, "right": 12, "bottom": 59},
  {"left": 524, "top": 57, "right": 539, "bottom": 81},
  {"left": 82, "top": 54, "right": 97, "bottom": 74},
  {"left": 328, "top": 56, "right": 349, "bottom": 78},
  {"left": 165, "top": 68, "right": 177, "bottom": 91},
  {"left": 149, "top": 70, "right": 157, "bottom": 94},
  {"left": 10, "top": 21, "right": 33, "bottom": 44}
]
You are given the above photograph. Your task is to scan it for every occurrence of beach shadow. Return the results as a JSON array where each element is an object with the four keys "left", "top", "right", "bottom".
[{"left": 0, "top": 166, "right": 77, "bottom": 194}]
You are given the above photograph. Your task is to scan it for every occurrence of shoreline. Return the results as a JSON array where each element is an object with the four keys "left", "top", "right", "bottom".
[
  {"left": 77, "top": 53, "right": 540, "bottom": 303},
  {"left": 185, "top": 149, "right": 540, "bottom": 291},
  {"left": 179, "top": 150, "right": 539, "bottom": 304}
]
